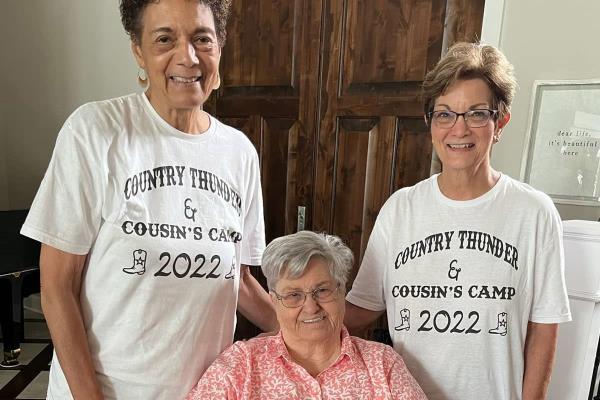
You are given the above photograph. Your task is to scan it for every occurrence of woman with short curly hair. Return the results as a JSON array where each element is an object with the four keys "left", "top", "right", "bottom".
[{"left": 21, "top": 1, "right": 276, "bottom": 398}]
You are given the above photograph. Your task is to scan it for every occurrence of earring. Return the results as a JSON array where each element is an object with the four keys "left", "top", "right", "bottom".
[
  {"left": 137, "top": 68, "right": 148, "bottom": 86},
  {"left": 493, "top": 134, "right": 500, "bottom": 143}
]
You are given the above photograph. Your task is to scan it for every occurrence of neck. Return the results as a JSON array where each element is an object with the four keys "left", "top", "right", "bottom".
[
  {"left": 146, "top": 91, "right": 210, "bottom": 134},
  {"left": 438, "top": 166, "right": 500, "bottom": 200},
  {"left": 282, "top": 331, "right": 342, "bottom": 377}
]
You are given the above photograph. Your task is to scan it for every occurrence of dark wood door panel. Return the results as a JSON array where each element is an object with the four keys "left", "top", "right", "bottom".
[
  {"left": 445, "top": 0, "right": 486, "bottom": 45},
  {"left": 393, "top": 118, "right": 433, "bottom": 190},
  {"left": 331, "top": 118, "right": 374, "bottom": 269},
  {"left": 261, "top": 118, "right": 299, "bottom": 242},
  {"left": 341, "top": 0, "right": 446, "bottom": 96},
  {"left": 330, "top": 117, "right": 397, "bottom": 281},
  {"left": 223, "top": 0, "right": 299, "bottom": 90}
]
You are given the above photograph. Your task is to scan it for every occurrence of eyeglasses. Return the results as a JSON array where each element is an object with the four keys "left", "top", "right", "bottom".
[
  {"left": 271, "top": 283, "right": 341, "bottom": 308},
  {"left": 426, "top": 109, "right": 498, "bottom": 128}
]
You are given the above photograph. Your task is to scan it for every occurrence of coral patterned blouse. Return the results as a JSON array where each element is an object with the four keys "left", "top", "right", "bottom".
[{"left": 187, "top": 327, "right": 427, "bottom": 400}]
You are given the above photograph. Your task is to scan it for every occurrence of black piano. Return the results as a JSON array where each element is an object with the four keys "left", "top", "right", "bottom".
[{"left": 0, "top": 210, "right": 41, "bottom": 342}]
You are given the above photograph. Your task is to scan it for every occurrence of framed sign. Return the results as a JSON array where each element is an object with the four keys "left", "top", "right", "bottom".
[{"left": 521, "top": 80, "right": 600, "bottom": 206}]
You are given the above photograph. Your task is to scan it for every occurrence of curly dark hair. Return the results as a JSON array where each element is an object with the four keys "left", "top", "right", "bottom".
[{"left": 119, "top": 0, "right": 231, "bottom": 46}]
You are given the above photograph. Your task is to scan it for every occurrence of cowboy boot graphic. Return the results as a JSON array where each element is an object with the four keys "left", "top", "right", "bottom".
[
  {"left": 489, "top": 312, "right": 508, "bottom": 336},
  {"left": 123, "top": 249, "right": 147, "bottom": 275},
  {"left": 224, "top": 255, "right": 235, "bottom": 279},
  {"left": 394, "top": 309, "right": 411, "bottom": 331}
]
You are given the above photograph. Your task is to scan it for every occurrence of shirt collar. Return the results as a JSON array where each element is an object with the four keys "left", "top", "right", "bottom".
[
  {"left": 338, "top": 326, "right": 358, "bottom": 363},
  {"left": 270, "top": 326, "right": 357, "bottom": 365}
]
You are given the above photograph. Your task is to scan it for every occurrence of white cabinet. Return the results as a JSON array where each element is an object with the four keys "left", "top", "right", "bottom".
[{"left": 548, "top": 220, "right": 600, "bottom": 400}]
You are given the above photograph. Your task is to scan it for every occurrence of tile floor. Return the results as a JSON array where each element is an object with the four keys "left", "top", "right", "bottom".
[{"left": 0, "top": 304, "right": 52, "bottom": 400}]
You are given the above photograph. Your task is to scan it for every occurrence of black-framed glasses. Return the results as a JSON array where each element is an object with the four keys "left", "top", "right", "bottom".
[
  {"left": 271, "top": 283, "right": 341, "bottom": 308},
  {"left": 426, "top": 109, "right": 498, "bottom": 128}
]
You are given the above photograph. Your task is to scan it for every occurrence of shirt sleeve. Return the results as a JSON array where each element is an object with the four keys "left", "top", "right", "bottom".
[
  {"left": 386, "top": 349, "right": 428, "bottom": 400},
  {"left": 240, "top": 148, "right": 265, "bottom": 266},
  {"left": 186, "top": 342, "right": 247, "bottom": 400},
  {"left": 529, "top": 207, "right": 572, "bottom": 323},
  {"left": 20, "top": 115, "right": 106, "bottom": 255},
  {"left": 345, "top": 200, "right": 391, "bottom": 311}
]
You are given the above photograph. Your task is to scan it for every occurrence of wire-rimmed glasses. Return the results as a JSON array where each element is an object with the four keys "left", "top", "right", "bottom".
[{"left": 271, "top": 283, "right": 341, "bottom": 308}]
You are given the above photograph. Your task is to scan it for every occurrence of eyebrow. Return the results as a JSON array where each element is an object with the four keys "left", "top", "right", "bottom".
[
  {"left": 435, "top": 102, "right": 489, "bottom": 110},
  {"left": 150, "top": 26, "right": 216, "bottom": 36},
  {"left": 280, "top": 280, "right": 332, "bottom": 292}
]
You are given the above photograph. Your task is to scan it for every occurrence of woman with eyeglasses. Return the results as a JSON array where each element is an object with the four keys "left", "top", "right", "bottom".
[
  {"left": 344, "top": 42, "right": 571, "bottom": 400},
  {"left": 187, "top": 231, "right": 427, "bottom": 399}
]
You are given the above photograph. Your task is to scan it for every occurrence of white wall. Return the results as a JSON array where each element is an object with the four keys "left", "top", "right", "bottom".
[
  {"left": 490, "top": 0, "right": 600, "bottom": 220},
  {"left": 0, "top": 0, "right": 139, "bottom": 210}
]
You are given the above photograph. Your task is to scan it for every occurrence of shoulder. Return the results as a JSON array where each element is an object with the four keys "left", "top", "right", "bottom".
[
  {"left": 378, "top": 175, "right": 436, "bottom": 216},
  {"left": 68, "top": 93, "right": 140, "bottom": 127},
  {"left": 63, "top": 93, "right": 141, "bottom": 143},
  {"left": 212, "top": 117, "right": 259, "bottom": 158},
  {"left": 349, "top": 335, "right": 401, "bottom": 364},
  {"left": 499, "top": 175, "right": 559, "bottom": 219},
  {"left": 219, "top": 335, "right": 276, "bottom": 363}
]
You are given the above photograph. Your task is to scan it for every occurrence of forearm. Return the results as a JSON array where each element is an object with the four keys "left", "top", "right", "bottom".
[
  {"left": 522, "top": 322, "right": 558, "bottom": 400},
  {"left": 344, "top": 301, "right": 384, "bottom": 336},
  {"left": 237, "top": 265, "right": 278, "bottom": 332},
  {"left": 42, "top": 291, "right": 103, "bottom": 399},
  {"left": 40, "top": 245, "right": 103, "bottom": 400}
]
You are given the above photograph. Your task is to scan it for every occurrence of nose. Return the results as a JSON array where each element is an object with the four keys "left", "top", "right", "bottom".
[
  {"left": 451, "top": 114, "right": 470, "bottom": 136},
  {"left": 176, "top": 41, "right": 199, "bottom": 67},
  {"left": 302, "top": 294, "right": 321, "bottom": 313}
]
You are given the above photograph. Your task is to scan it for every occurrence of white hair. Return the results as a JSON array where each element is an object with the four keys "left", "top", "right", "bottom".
[{"left": 261, "top": 231, "right": 354, "bottom": 290}]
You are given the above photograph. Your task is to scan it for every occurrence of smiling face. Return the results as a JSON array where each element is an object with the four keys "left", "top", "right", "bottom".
[
  {"left": 132, "top": 0, "right": 221, "bottom": 115},
  {"left": 273, "top": 257, "right": 345, "bottom": 347},
  {"left": 430, "top": 78, "right": 509, "bottom": 176}
]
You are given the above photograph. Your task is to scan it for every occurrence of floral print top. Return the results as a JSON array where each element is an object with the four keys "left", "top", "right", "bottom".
[{"left": 187, "top": 327, "right": 427, "bottom": 400}]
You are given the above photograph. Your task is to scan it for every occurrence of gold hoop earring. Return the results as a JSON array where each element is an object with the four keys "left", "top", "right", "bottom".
[{"left": 138, "top": 68, "right": 148, "bottom": 87}]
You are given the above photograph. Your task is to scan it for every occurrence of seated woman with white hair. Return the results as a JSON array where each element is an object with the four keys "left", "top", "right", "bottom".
[{"left": 187, "top": 231, "right": 427, "bottom": 399}]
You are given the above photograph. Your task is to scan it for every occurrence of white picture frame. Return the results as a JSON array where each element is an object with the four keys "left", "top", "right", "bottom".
[{"left": 520, "top": 80, "right": 600, "bottom": 206}]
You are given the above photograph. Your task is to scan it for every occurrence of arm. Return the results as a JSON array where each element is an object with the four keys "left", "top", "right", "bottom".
[
  {"left": 40, "top": 244, "right": 104, "bottom": 400},
  {"left": 344, "top": 301, "right": 384, "bottom": 336},
  {"left": 237, "top": 265, "right": 278, "bottom": 332},
  {"left": 522, "top": 322, "right": 558, "bottom": 400}
]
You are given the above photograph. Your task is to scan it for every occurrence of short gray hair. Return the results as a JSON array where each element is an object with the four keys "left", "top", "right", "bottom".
[
  {"left": 261, "top": 231, "right": 354, "bottom": 291},
  {"left": 422, "top": 42, "right": 517, "bottom": 120}
]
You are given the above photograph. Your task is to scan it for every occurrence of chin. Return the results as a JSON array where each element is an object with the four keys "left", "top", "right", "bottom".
[{"left": 168, "top": 96, "right": 206, "bottom": 110}]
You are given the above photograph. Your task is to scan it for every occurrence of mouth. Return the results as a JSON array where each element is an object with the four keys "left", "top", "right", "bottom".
[
  {"left": 169, "top": 75, "right": 202, "bottom": 84},
  {"left": 301, "top": 316, "right": 326, "bottom": 324},
  {"left": 447, "top": 143, "right": 474, "bottom": 149}
]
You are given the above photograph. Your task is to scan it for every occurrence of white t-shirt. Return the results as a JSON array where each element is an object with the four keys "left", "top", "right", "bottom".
[
  {"left": 21, "top": 93, "right": 265, "bottom": 399},
  {"left": 347, "top": 174, "right": 571, "bottom": 400}
]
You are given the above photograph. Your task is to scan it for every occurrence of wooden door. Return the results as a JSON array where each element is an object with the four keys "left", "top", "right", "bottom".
[
  {"left": 215, "top": 0, "right": 322, "bottom": 338},
  {"left": 313, "top": 0, "right": 485, "bottom": 282},
  {"left": 216, "top": 0, "right": 321, "bottom": 243},
  {"left": 216, "top": 0, "right": 485, "bottom": 339}
]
